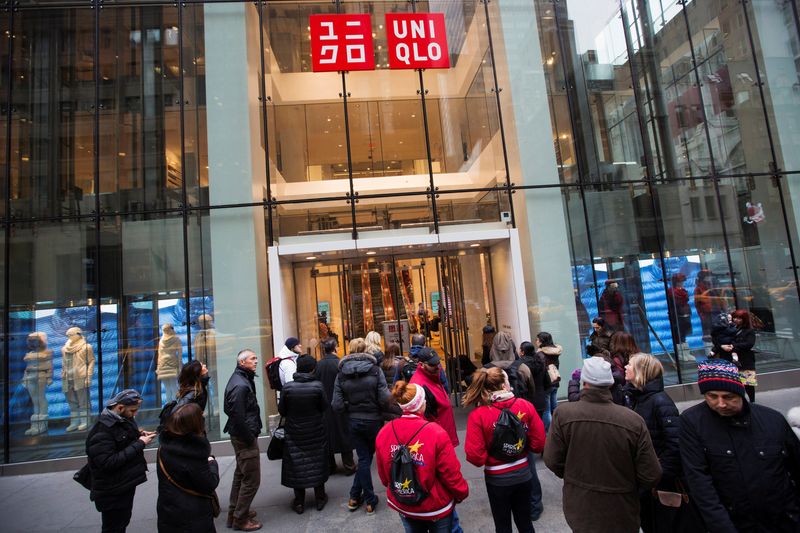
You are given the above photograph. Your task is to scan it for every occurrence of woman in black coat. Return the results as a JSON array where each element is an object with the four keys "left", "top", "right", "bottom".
[
  {"left": 520, "top": 342, "right": 551, "bottom": 418},
  {"left": 718, "top": 309, "right": 757, "bottom": 403},
  {"left": 315, "top": 338, "right": 355, "bottom": 474},
  {"left": 623, "top": 353, "right": 703, "bottom": 533},
  {"left": 279, "top": 355, "right": 330, "bottom": 514},
  {"left": 157, "top": 403, "right": 220, "bottom": 533}
]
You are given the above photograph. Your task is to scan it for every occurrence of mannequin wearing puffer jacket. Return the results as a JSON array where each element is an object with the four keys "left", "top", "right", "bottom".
[
  {"left": 623, "top": 354, "right": 704, "bottom": 533},
  {"left": 157, "top": 403, "right": 220, "bottom": 533}
]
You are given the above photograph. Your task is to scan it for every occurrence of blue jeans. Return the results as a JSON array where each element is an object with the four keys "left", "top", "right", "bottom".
[
  {"left": 349, "top": 417, "right": 382, "bottom": 506},
  {"left": 529, "top": 453, "right": 543, "bottom": 519},
  {"left": 451, "top": 507, "right": 462, "bottom": 533},
  {"left": 401, "top": 513, "right": 454, "bottom": 533},
  {"left": 541, "top": 400, "right": 552, "bottom": 433}
]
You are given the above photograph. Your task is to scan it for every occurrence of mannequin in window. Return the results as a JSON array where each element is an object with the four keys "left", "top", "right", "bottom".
[
  {"left": 62, "top": 326, "right": 95, "bottom": 432},
  {"left": 193, "top": 314, "right": 216, "bottom": 368},
  {"left": 157, "top": 323, "right": 182, "bottom": 404},
  {"left": 23, "top": 332, "right": 53, "bottom": 436}
]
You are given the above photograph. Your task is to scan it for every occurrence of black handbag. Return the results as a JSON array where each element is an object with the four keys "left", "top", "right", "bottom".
[
  {"left": 266, "top": 419, "right": 285, "bottom": 461},
  {"left": 73, "top": 462, "right": 92, "bottom": 490}
]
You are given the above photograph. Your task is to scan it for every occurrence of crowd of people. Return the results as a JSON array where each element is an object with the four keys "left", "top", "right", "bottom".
[{"left": 80, "top": 323, "right": 800, "bottom": 533}]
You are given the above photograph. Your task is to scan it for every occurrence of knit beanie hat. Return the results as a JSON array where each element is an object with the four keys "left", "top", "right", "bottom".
[
  {"left": 296, "top": 354, "right": 317, "bottom": 374},
  {"left": 697, "top": 360, "right": 745, "bottom": 397},
  {"left": 580, "top": 356, "right": 614, "bottom": 387},
  {"left": 285, "top": 337, "right": 300, "bottom": 350}
]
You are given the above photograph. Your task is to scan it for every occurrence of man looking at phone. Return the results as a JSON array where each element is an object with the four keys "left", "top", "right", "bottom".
[{"left": 86, "top": 389, "right": 154, "bottom": 533}]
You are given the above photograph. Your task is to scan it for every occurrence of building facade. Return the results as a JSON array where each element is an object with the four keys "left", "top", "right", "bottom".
[{"left": 1, "top": 0, "right": 798, "bottom": 464}]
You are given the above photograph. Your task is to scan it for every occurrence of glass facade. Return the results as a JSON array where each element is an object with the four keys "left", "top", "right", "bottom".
[{"left": 0, "top": 0, "right": 798, "bottom": 464}]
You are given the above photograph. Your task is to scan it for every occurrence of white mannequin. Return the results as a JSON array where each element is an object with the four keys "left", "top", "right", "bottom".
[
  {"left": 156, "top": 323, "right": 182, "bottom": 403},
  {"left": 62, "top": 326, "right": 95, "bottom": 432},
  {"left": 193, "top": 314, "right": 216, "bottom": 367},
  {"left": 23, "top": 332, "right": 53, "bottom": 436},
  {"left": 193, "top": 314, "right": 217, "bottom": 418}
]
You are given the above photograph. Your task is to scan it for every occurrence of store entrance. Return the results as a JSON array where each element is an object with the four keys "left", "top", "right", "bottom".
[{"left": 291, "top": 249, "right": 495, "bottom": 394}]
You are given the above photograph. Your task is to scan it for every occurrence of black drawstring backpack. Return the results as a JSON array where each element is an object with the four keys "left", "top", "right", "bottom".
[
  {"left": 390, "top": 420, "right": 430, "bottom": 506},
  {"left": 488, "top": 398, "right": 528, "bottom": 461}
]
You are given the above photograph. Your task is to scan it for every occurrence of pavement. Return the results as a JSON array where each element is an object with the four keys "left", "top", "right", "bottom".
[{"left": 1, "top": 386, "right": 798, "bottom": 533}]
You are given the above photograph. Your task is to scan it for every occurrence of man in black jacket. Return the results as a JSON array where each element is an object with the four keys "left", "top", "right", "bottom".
[
  {"left": 681, "top": 360, "right": 800, "bottom": 532},
  {"left": 86, "top": 388, "right": 154, "bottom": 533},
  {"left": 223, "top": 349, "right": 263, "bottom": 531}
]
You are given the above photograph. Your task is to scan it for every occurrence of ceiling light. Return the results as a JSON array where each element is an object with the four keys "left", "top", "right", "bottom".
[
  {"left": 306, "top": 256, "right": 317, "bottom": 260},
  {"left": 470, "top": 243, "right": 480, "bottom": 247},
  {"left": 366, "top": 251, "right": 376, "bottom": 255}
]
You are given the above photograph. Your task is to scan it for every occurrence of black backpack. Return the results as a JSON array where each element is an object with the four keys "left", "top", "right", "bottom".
[
  {"left": 488, "top": 398, "right": 528, "bottom": 461},
  {"left": 390, "top": 420, "right": 430, "bottom": 506},
  {"left": 157, "top": 399, "right": 178, "bottom": 433},
  {"left": 401, "top": 359, "right": 418, "bottom": 382},
  {"left": 265, "top": 357, "right": 284, "bottom": 391}
]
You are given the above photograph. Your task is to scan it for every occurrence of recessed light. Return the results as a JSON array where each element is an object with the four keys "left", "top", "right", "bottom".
[
  {"left": 306, "top": 256, "right": 317, "bottom": 260},
  {"left": 470, "top": 243, "right": 480, "bottom": 247},
  {"left": 366, "top": 251, "right": 376, "bottom": 255}
]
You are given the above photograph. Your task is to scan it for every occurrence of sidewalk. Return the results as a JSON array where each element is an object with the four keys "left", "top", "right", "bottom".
[{"left": 1, "top": 387, "right": 798, "bottom": 532}]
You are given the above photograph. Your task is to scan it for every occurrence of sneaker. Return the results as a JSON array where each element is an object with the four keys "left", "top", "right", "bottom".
[
  {"left": 232, "top": 518, "right": 262, "bottom": 532},
  {"left": 347, "top": 498, "right": 362, "bottom": 512},
  {"left": 365, "top": 499, "right": 378, "bottom": 515}
]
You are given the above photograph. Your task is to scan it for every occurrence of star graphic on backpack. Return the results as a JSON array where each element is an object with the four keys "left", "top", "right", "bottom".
[
  {"left": 408, "top": 440, "right": 424, "bottom": 454},
  {"left": 516, "top": 411, "right": 525, "bottom": 420},
  {"left": 401, "top": 478, "right": 412, "bottom": 490},
  {"left": 515, "top": 438, "right": 524, "bottom": 450}
]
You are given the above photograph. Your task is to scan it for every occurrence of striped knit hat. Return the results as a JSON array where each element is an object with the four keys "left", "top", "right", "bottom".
[{"left": 697, "top": 360, "right": 745, "bottom": 397}]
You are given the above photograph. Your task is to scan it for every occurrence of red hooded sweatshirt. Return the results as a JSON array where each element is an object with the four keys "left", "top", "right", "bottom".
[
  {"left": 465, "top": 396, "right": 546, "bottom": 476},
  {"left": 376, "top": 414, "right": 469, "bottom": 521},
  {"left": 410, "top": 365, "right": 459, "bottom": 446}
]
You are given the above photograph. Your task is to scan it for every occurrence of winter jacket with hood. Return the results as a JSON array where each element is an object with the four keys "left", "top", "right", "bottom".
[
  {"left": 484, "top": 331, "right": 535, "bottom": 404},
  {"left": 86, "top": 408, "right": 148, "bottom": 506},
  {"left": 465, "top": 396, "right": 545, "bottom": 479},
  {"left": 277, "top": 344, "right": 299, "bottom": 387},
  {"left": 410, "top": 363, "right": 459, "bottom": 446},
  {"left": 279, "top": 372, "right": 330, "bottom": 489},
  {"left": 623, "top": 377, "right": 681, "bottom": 486},
  {"left": 332, "top": 353, "right": 392, "bottom": 421},
  {"left": 680, "top": 400, "right": 800, "bottom": 533},
  {"left": 223, "top": 366, "right": 262, "bottom": 443},
  {"left": 544, "top": 386, "right": 662, "bottom": 533},
  {"left": 156, "top": 432, "right": 220, "bottom": 533},
  {"left": 377, "top": 414, "right": 469, "bottom": 521}
]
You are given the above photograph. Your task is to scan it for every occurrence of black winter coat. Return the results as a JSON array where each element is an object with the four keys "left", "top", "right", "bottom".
[
  {"left": 521, "top": 353, "right": 551, "bottom": 414},
  {"left": 278, "top": 373, "right": 330, "bottom": 489},
  {"left": 316, "top": 352, "right": 352, "bottom": 454},
  {"left": 624, "top": 378, "right": 681, "bottom": 485},
  {"left": 86, "top": 409, "right": 148, "bottom": 507},
  {"left": 680, "top": 400, "right": 800, "bottom": 533},
  {"left": 332, "top": 353, "right": 392, "bottom": 421},
  {"left": 157, "top": 432, "right": 220, "bottom": 533},
  {"left": 176, "top": 374, "right": 210, "bottom": 413},
  {"left": 223, "top": 366, "right": 262, "bottom": 443}
]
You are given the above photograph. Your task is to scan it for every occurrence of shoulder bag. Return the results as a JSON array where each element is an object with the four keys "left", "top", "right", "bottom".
[
  {"left": 547, "top": 363, "right": 561, "bottom": 384},
  {"left": 267, "top": 418, "right": 285, "bottom": 461},
  {"left": 158, "top": 450, "right": 220, "bottom": 517}
]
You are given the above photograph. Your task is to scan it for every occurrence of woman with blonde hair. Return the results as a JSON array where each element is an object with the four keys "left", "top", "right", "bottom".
[
  {"left": 623, "top": 354, "right": 702, "bottom": 532},
  {"left": 463, "top": 367, "right": 545, "bottom": 533},
  {"left": 349, "top": 337, "right": 367, "bottom": 354},
  {"left": 376, "top": 381, "right": 468, "bottom": 532}
]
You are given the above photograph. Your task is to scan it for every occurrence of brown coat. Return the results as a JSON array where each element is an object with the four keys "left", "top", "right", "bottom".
[{"left": 544, "top": 386, "right": 662, "bottom": 533}]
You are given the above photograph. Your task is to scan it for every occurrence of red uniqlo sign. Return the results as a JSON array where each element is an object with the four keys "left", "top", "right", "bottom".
[
  {"left": 386, "top": 13, "right": 450, "bottom": 70},
  {"left": 310, "top": 14, "right": 375, "bottom": 72}
]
